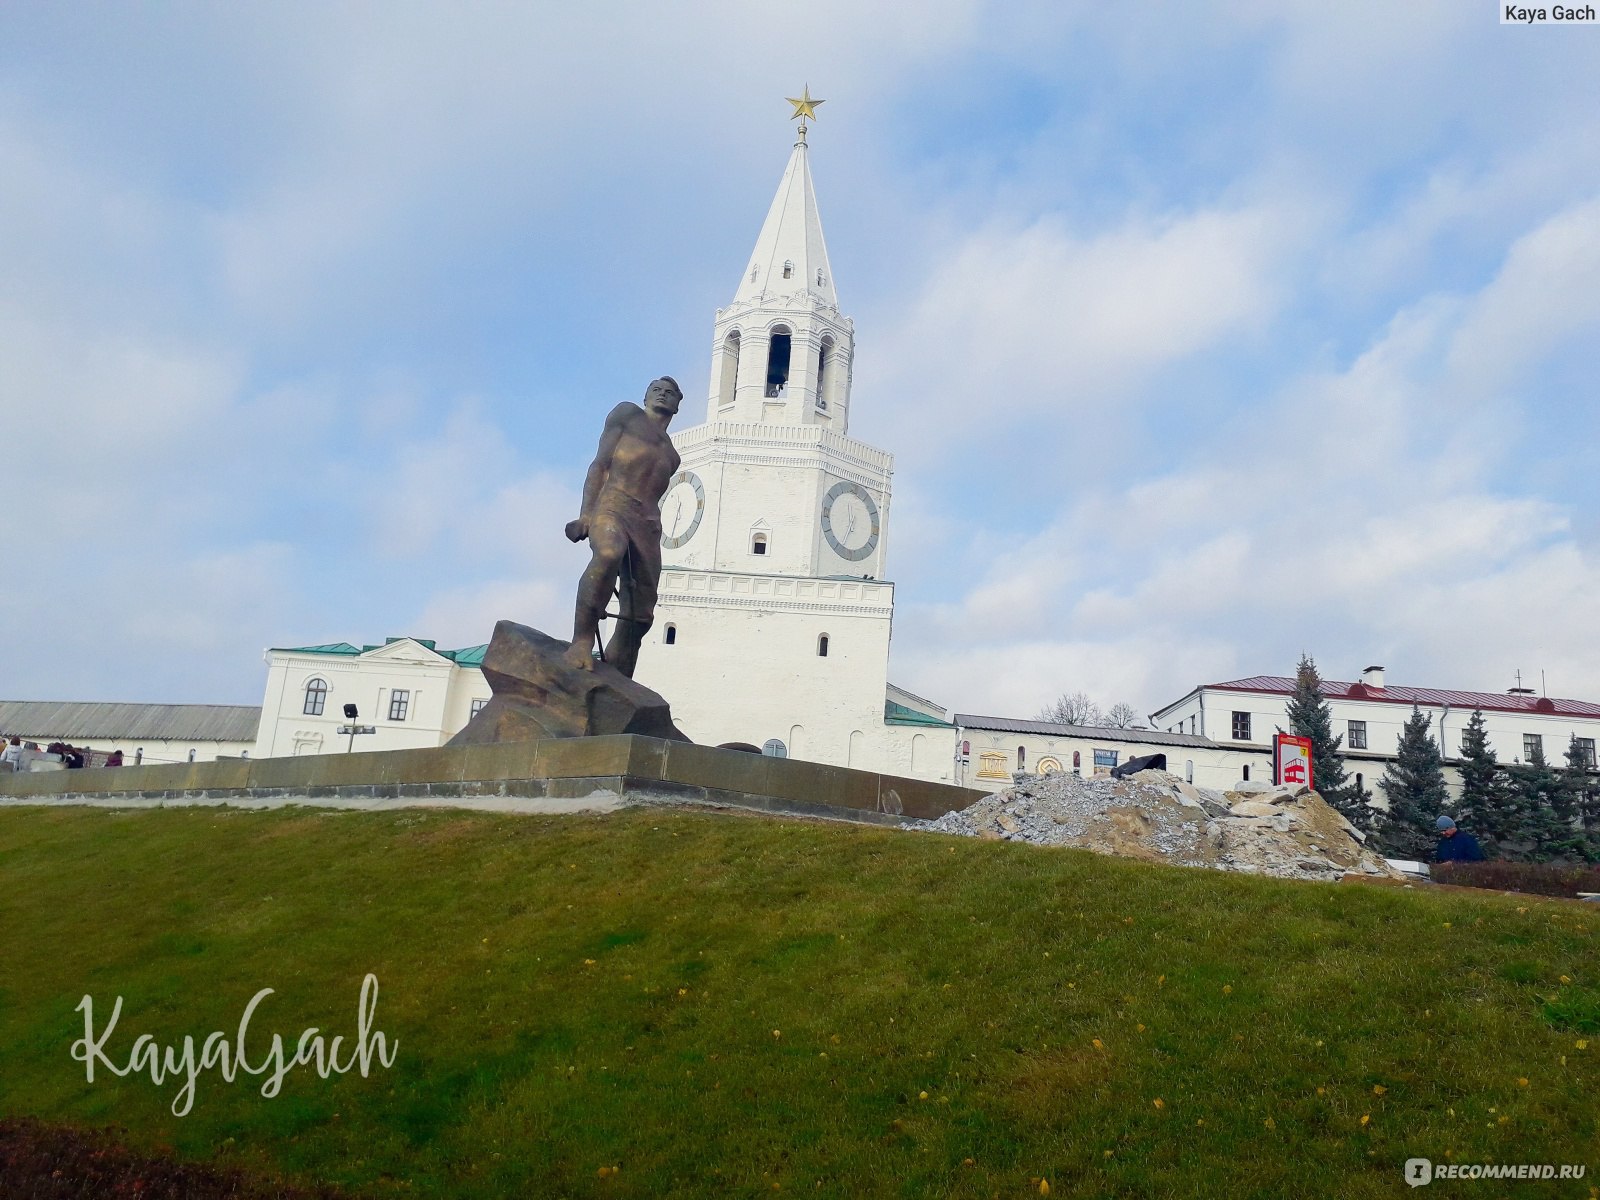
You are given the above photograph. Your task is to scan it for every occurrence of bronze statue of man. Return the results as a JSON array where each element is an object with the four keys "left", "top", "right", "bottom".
[{"left": 563, "top": 377, "right": 683, "bottom": 677}]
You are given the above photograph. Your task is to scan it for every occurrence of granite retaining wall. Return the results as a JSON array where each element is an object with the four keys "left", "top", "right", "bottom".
[{"left": 0, "top": 735, "right": 982, "bottom": 826}]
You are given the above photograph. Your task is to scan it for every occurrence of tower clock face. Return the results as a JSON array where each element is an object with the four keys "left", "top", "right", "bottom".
[
  {"left": 820, "top": 480, "right": 880, "bottom": 562},
  {"left": 660, "top": 471, "right": 705, "bottom": 548}
]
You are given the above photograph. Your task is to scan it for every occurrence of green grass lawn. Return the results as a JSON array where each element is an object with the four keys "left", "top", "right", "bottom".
[{"left": 1, "top": 804, "right": 1596, "bottom": 1198}]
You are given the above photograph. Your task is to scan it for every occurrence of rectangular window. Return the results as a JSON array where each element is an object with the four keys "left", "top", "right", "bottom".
[
  {"left": 1093, "top": 749, "right": 1119, "bottom": 768},
  {"left": 470, "top": 698, "right": 489, "bottom": 719},
  {"left": 1523, "top": 733, "right": 1542, "bottom": 761},
  {"left": 388, "top": 690, "right": 410, "bottom": 722},
  {"left": 1576, "top": 738, "right": 1597, "bottom": 768},
  {"left": 1231, "top": 711, "right": 1251, "bottom": 741},
  {"left": 1347, "top": 720, "right": 1367, "bottom": 750}
]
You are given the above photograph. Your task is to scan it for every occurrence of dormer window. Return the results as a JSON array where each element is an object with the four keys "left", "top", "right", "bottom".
[{"left": 782, "top": 260, "right": 793, "bottom": 280}]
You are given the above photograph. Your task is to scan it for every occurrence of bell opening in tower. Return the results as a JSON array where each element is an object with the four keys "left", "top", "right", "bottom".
[
  {"left": 765, "top": 330, "right": 792, "bottom": 398},
  {"left": 718, "top": 331, "right": 740, "bottom": 408}
]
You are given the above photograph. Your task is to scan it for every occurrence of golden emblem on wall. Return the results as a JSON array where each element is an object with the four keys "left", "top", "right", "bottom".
[{"left": 976, "top": 751, "right": 1010, "bottom": 780}]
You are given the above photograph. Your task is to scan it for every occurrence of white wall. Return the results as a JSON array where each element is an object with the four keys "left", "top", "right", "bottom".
[
  {"left": 254, "top": 643, "right": 490, "bottom": 758},
  {"left": 637, "top": 569, "right": 892, "bottom": 760},
  {"left": 665, "top": 423, "right": 893, "bottom": 581},
  {"left": 1152, "top": 684, "right": 1600, "bottom": 799},
  {"left": 954, "top": 727, "right": 1264, "bottom": 794}
]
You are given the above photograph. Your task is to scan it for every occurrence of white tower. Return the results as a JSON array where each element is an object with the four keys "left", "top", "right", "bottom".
[
  {"left": 633, "top": 95, "right": 910, "bottom": 767},
  {"left": 656, "top": 96, "right": 892, "bottom": 584}
]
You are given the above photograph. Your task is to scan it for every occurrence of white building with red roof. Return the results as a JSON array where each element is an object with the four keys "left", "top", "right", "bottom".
[{"left": 1149, "top": 666, "right": 1600, "bottom": 798}]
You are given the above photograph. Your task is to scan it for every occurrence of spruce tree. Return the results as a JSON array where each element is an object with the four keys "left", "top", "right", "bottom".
[
  {"left": 1510, "top": 741, "right": 1581, "bottom": 862},
  {"left": 1285, "top": 653, "right": 1352, "bottom": 808},
  {"left": 1561, "top": 732, "right": 1600, "bottom": 864},
  {"left": 1565, "top": 735, "right": 1600, "bottom": 860},
  {"left": 1455, "top": 709, "right": 1516, "bottom": 854},
  {"left": 1343, "top": 771, "right": 1382, "bottom": 840},
  {"left": 1377, "top": 706, "right": 1449, "bottom": 860}
]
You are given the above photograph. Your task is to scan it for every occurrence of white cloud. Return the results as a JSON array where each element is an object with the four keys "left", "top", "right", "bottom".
[
  {"left": 886, "top": 195, "right": 1600, "bottom": 716},
  {"left": 862, "top": 200, "right": 1313, "bottom": 461}
]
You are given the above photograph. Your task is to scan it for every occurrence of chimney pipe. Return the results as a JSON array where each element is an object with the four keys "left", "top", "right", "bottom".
[{"left": 1361, "top": 665, "right": 1385, "bottom": 689}]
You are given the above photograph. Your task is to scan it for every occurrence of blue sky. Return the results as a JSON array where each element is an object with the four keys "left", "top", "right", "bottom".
[{"left": 3, "top": 2, "right": 1598, "bottom": 719}]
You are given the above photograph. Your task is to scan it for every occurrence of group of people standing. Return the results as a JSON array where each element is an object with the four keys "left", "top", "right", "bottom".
[{"left": 1, "top": 736, "right": 125, "bottom": 772}]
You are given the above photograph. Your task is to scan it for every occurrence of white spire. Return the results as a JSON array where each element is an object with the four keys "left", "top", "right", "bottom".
[{"left": 732, "top": 133, "right": 838, "bottom": 308}]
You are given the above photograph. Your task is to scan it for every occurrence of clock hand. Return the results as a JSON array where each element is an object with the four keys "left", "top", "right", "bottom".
[{"left": 672, "top": 497, "right": 684, "bottom": 534}]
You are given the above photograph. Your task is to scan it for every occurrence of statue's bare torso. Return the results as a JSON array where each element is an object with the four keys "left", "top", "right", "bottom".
[{"left": 564, "top": 378, "right": 683, "bottom": 675}]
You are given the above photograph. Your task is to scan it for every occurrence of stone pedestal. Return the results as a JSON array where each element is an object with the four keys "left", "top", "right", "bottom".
[{"left": 447, "top": 620, "right": 690, "bottom": 746}]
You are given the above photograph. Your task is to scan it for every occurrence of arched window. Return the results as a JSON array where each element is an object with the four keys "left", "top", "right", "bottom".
[
  {"left": 817, "top": 633, "right": 829, "bottom": 657},
  {"left": 664, "top": 623, "right": 677, "bottom": 645},
  {"left": 816, "top": 268, "right": 825, "bottom": 286},
  {"left": 1186, "top": 759, "right": 1195, "bottom": 783},
  {"left": 717, "top": 330, "right": 740, "bottom": 408},
  {"left": 135, "top": 748, "right": 144, "bottom": 765},
  {"left": 303, "top": 677, "right": 328, "bottom": 716},
  {"left": 1355, "top": 771, "right": 1363, "bottom": 791},
  {"left": 1072, "top": 750, "right": 1081, "bottom": 771},
  {"left": 782, "top": 260, "right": 794, "bottom": 280},
  {"left": 1017, "top": 745, "right": 1027, "bottom": 770},
  {"left": 187, "top": 748, "right": 197, "bottom": 763},
  {"left": 1242, "top": 764, "right": 1251, "bottom": 782},
  {"left": 765, "top": 325, "right": 792, "bottom": 397},
  {"left": 816, "top": 336, "right": 833, "bottom": 410},
  {"left": 752, "top": 532, "right": 768, "bottom": 556}
]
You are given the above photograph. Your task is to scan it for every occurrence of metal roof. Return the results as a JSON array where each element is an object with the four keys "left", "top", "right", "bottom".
[
  {"left": 274, "top": 639, "right": 486, "bottom": 666},
  {"left": 0, "top": 700, "right": 261, "bottom": 743},
  {"left": 884, "top": 701, "right": 954, "bottom": 728},
  {"left": 1204, "top": 676, "right": 1600, "bottom": 719},
  {"left": 886, "top": 682, "right": 948, "bottom": 718},
  {"left": 954, "top": 714, "right": 1221, "bottom": 749}
]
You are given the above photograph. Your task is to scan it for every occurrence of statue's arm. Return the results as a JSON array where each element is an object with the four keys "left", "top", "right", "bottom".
[{"left": 566, "top": 403, "right": 634, "bottom": 542}]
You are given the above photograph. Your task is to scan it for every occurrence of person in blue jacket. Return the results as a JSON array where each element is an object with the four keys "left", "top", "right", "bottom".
[{"left": 1434, "top": 814, "right": 1485, "bottom": 862}]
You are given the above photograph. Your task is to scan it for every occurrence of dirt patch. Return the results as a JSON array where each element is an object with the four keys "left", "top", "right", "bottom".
[{"left": 0, "top": 1117, "right": 361, "bottom": 1199}]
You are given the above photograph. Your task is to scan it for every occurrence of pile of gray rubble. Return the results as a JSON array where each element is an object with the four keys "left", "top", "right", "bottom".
[{"left": 924, "top": 769, "right": 1401, "bottom": 882}]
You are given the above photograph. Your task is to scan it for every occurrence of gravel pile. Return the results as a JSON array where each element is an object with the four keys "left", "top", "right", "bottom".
[{"left": 923, "top": 769, "right": 1400, "bottom": 882}]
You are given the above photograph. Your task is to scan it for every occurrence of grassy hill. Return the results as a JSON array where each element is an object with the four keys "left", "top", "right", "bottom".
[{"left": 0, "top": 804, "right": 1595, "bottom": 1198}]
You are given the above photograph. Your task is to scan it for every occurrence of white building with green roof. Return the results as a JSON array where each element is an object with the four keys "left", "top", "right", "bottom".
[{"left": 253, "top": 637, "right": 489, "bottom": 758}]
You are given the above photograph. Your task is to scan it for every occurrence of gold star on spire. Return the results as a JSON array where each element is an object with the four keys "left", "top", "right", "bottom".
[{"left": 786, "top": 85, "right": 825, "bottom": 123}]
